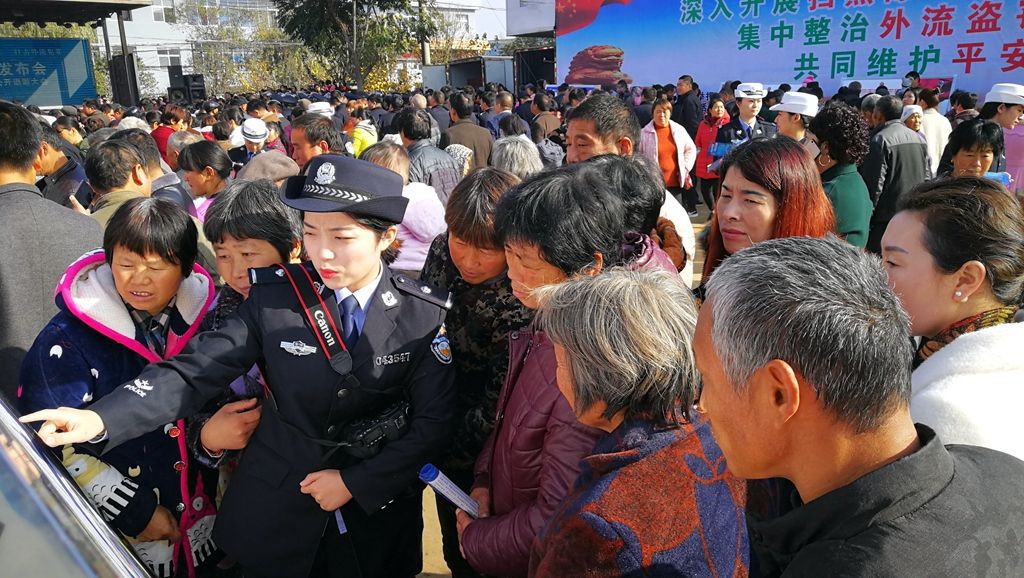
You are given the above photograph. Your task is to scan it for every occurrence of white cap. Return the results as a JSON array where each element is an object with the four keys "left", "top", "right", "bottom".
[
  {"left": 735, "top": 82, "right": 767, "bottom": 99},
  {"left": 306, "top": 102, "right": 334, "bottom": 117},
  {"left": 901, "top": 105, "right": 923, "bottom": 122},
  {"left": 985, "top": 83, "right": 1024, "bottom": 106},
  {"left": 241, "top": 118, "right": 269, "bottom": 143},
  {"left": 769, "top": 91, "right": 818, "bottom": 117}
]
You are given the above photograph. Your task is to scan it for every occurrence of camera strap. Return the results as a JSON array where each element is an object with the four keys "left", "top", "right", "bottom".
[{"left": 276, "top": 263, "right": 353, "bottom": 375}]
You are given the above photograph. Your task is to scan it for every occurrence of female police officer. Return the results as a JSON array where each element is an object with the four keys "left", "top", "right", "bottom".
[{"left": 23, "top": 155, "right": 456, "bottom": 578}]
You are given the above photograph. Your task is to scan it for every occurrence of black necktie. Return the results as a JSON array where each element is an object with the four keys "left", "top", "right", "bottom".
[{"left": 341, "top": 295, "right": 361, "bottom": 349}]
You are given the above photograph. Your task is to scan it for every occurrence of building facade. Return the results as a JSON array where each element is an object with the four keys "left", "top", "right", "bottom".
[{"left": 99, "top": 0, "right": 278, "bottom": 95}]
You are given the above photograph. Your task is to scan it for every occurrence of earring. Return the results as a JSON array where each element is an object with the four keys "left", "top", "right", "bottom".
[
  {"left": 954, "top": 290, "right": 963, "bottom": 298},
  {"left": 817, "top": 154, "right": 830, "bottom": 167}
]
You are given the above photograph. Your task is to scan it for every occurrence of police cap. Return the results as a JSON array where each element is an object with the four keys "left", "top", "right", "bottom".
[{"left": 279, "top": 154, "right": 408, "bottom": 222}]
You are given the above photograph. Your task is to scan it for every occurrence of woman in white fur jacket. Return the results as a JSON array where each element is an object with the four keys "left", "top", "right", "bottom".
[{"left": 881, "top": 176, "right": 1024, "bottom": 461}]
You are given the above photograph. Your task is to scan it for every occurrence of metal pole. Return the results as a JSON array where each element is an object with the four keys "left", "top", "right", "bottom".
[
  {"left": 116, "top": 11, "right": 135, "bottom": 105},
  {"left": 419, "top": 1, "right": 431, "bottom": 66},
  {"left": 100, "top": 19, "right": 112, "bottom": 63},
  {"left": 352, "top": 0, "right": 359, "bottom": 87}
]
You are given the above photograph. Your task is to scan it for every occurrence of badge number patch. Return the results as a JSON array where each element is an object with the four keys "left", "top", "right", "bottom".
[{"left": 375, "top": 352, "right": 411, "bottom": 366}]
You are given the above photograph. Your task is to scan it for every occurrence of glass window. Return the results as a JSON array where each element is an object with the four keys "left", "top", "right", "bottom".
[
  {"left": 158, "top": 48, "right": 181, "bottom": 68},
  {"left": 152, "top": 0, "right": 176, "bottom": 23}
]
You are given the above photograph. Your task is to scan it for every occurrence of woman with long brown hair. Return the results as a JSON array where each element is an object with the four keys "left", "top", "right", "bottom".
[{"left": 701, "top": 137, "right": 836, "bottom": 285}]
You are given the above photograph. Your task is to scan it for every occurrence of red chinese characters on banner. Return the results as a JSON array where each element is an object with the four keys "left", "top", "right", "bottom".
[
  {"left": 844, "top": 0, "right": 873, "bottom": 7},
  {"left": 809, "top": 0, "right": 835, "bottom": 11},
  {"left": 880, "top": 7, "right": 910, "bottom": 40},
  {"left": 953, "top": 42, "right": 987, "bottom": 72},
  {"left": 921, "top": 4, "right": 956, "bottom": 37},
  {"left": 967, "top": 1, "right": 1004, "bottom": 34},
  {"left": 1002, "top": 39, "right": 1024, "bottom": 70}
]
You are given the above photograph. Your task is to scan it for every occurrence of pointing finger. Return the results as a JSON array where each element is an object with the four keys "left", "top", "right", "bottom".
[{"left": 19, "top": 410, "right": 65, "bottom": 424}]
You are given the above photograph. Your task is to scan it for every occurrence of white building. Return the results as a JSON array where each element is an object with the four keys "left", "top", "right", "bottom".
[
  {"left": 98, "top": 0, "right": 278, "bottom": 94},
  {"left": 101, "top": 0, "right": 503, "bottom": 95}
]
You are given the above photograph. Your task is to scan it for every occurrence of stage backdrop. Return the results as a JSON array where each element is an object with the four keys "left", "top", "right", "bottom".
[
  {"left": 556, "top": 0, "right": 1021, "bottom": 96},
  {"left": 0, "top": 38, "right": 96, "bottom": 106}
]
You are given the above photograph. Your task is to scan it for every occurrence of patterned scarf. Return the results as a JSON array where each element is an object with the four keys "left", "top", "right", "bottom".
[
  {"left": 914, "top": 305, "right": 1019, "bottom": 369},
  {"left": 129, "top": 296, "right": 177, "bottom": 357}
]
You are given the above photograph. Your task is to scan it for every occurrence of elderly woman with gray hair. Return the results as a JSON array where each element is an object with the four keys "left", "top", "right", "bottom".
[
  {"left": 528, "top": 268, "right": 748, "bottom": 577},
  {"left": 491, "top": 136, "right": 544, "bottom": 181}
]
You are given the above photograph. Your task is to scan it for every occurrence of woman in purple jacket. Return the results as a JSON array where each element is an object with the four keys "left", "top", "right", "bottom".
[{"left": 454, "top": 161, "right": 636, "bottom": 577}]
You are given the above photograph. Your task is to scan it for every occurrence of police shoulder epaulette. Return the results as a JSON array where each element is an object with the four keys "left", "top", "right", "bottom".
[
  {"left": 392, "top": 274, "right": 452, "bottom": 310},
  {"left": 249, "top": 261, "right": 318, "bottom": 286}
]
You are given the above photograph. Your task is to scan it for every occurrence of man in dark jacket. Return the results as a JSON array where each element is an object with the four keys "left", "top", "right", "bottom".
[
  {"left": 0, "top": 102, "right": 102, "bottom": 402},
  {"left": 396, "top": 107, "right": 462, "bottom": 204},
  {"left": 714, "top": 82, "right": 777, "bottom": 152},
  {"left": 379, "top": 95, "right": 402, "bottom": 135},
  {"left": 35, "top": 124, "right": 88, "bottom": 208},
  {"left": 477, "top": 91, "right": 497, "bottom": 130},
  {"left": 696, "top": 235, "right": 1024, "bottom": 578},
  {"left": 634, "top": 87, "right": 656, "bottom": 128},
  {"left": 859, "top": 95, "right": 931, "bottom": 253},
  {"left": 366, "top": 94, "right": 388, "bottom": 133},
  {"left": 488, "top": 91, "right": 531, "bottom": 140},
  {"left": 530, "top": 93, "right": 561, "bottom": 139},
  {"left": 440, "top": 93, "right": 492, "bottom": 169},
  {"left": 514, "top": 85, "right": 536, "bottom": 124},
  {"left": 428, "top": 91, "right": 452, "bottom": 131},
  {"left": 672, "top": 75, "right": 701, "bottom": 139}
]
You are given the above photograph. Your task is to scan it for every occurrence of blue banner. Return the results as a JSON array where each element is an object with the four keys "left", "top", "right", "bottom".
[
  {"left": 0, "top": 38, "right": 97, "bottom": 106},
  {"left": 556, "top": 0, "right": 1021, "bottom": 96}
]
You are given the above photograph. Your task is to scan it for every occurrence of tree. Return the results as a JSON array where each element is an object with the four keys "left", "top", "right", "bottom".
[
  {"left": 499, "top": 35, "right": 554, "bottom": 56},
  {"left": 0, "top": 23, "right": 109, "bottom": 97},
  {"left": 175, "top": 0, "right": 321, "bottom": 94},
  {"left": 272, "top": 0, "right": 430, "bottom": 86}
]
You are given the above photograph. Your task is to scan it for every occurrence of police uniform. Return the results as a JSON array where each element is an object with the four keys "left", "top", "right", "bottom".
[
  {"left": 86, "top": 155, "right": 456, "bottom": 578},
  {"left": 715, "top": 115, "right": 778, "bottom": 145},
  {"left": 714, "top": 82, "right": 778, "bottom": 151}
]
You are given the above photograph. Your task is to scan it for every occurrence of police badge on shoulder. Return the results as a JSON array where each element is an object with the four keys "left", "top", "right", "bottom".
[{"left": 431, "top": 325, "right": 453, "bottom": 365}]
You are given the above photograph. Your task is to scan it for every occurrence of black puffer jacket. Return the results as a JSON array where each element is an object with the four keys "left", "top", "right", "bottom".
[{"left": 859, "top": 119, "right": 931, "bottom": 252}]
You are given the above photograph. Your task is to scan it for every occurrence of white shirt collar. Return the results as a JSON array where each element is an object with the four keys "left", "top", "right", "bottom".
[{"left": 334, "top": 261, "right": 384, "bottom": 311}]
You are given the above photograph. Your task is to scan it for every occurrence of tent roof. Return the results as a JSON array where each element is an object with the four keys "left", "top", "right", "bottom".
[{"left": 0, "top": 0, "right": 151, "bottom": 26}]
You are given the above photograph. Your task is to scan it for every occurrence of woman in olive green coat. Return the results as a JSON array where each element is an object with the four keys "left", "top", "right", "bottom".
[{"left": 808, "top": 101, "right": 874, "bottom": 249}]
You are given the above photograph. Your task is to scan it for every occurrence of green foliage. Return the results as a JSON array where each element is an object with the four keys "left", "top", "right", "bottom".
[
  {"left": 499, "top": 35, "right": 553, "bottom": 57},
  {"left": 175, "top": 0, "right": 323, "bottom": 93},
  {"left": 272, "top": 0, "right": 428, "bottom": 85}
]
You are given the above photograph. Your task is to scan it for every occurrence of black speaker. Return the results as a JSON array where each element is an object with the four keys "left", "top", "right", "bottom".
[
  {"left": 109, "top": 53, "right": 139, "bottom": 106},
  {"left": 167, "top": 86, "right": 187, "bottom": 103},
  {"left": 167, "top": 64, "right": 184, "bottom": 88},
  {"left": 180, "top": 74, "right": 206, "bottom": 103}
]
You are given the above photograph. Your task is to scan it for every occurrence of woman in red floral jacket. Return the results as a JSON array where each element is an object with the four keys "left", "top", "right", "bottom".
[{"left": 528, "top": 268, "right": 748, "bottom": 577}]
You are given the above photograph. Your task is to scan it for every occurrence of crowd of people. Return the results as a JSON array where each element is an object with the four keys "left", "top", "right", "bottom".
[{"left": 2, "top": 69, "right": 1024, "bottom": 578}]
